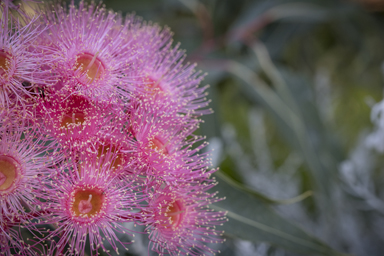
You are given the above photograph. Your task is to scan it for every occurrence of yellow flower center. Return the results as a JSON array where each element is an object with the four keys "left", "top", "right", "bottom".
[
  {"left": 75, "top": 53, "right": 104, "bottom": 83},
  {"left": 162, "top": 200, "right": 184, "bottom": 228},
  {"left": 60, "top": 111, "right": 86, "bottom": 129},
  {"left": 72, "top": 189, "right": 104, "bottom": 217},
  {"left": 0, "top": 51, "right": 10, "bottom": 76},
  {"left": 0, "top": 156, "right": 19, "bottom": 192}
]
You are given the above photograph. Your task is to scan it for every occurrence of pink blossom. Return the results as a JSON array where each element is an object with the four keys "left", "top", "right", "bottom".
[
  {"left": 141, "top": 183, "right": 227, "bottom": 256},
  {"left": 127, "top": 94, "right": 213, "bottom": 184},
  {"left": 0, "top": 1, "right": 55, "bottom": 108},
  {"left": 41, "top": 0, "right": 144, "bottom": 99},
  {"left": 0, "top": 114, "right": 64, "bottom": 223},
  {"left": 34, "top": 89, "right": 125, "bottom": 155},
  {"left": 38, "top": 153, "right": 146, "bottom": 256},
  {"left": 124, "top": 23, "right": 212, "bottom": 117}
]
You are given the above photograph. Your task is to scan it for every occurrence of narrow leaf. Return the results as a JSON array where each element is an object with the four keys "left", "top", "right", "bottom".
[{"left": 213, "top": 174, "right": 348, "bottom": 256}]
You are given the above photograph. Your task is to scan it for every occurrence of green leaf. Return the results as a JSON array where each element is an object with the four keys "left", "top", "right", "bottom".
[
  {"left": 227, "top": 60, "right": 334, "bottom": 199},
  {"left": 213, "top": 173, "right": 348, "bottom": 256},
  {"left": 215, "top": 171, "right": 313, "bottom": 205}
]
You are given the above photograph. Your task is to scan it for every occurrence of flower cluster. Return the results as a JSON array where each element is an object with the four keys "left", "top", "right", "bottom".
[{"left": 0, "top": 1, "right": 226, "bottom": 255}]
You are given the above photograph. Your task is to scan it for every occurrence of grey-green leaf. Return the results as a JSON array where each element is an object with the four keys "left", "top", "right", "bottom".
[{"left": 213, "top": 173, "right": 348, "bottom": 256}]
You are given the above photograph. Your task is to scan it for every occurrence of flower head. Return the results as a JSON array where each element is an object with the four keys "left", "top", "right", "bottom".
[
  {"left": 141, "top": 182, "right": 227, "bottom": 256},
  {"left": 0, "top": 114, "right": 63, "bottom": 223},
  {"left": 40, "top": 153, "right": 145, "bottom": 256},
  {"left": 35, "top": 89, "right": 124, "bottom": 155},
  {"left": 0, "top": 1, "right": 55, "bottom": 108},
  {"left": 42, "top": 0, "right": 143, "bottom": 99},
  {"left": 127, "top": 94, "right": 213, "bottom": 185},
  {"left": 125, "top": 23, "right": 211, "bottom": 117}
]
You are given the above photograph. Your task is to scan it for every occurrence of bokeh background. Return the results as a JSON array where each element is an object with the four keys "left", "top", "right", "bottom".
[{"left": 44, "top": 0, "right": 384, "bottom": 255}]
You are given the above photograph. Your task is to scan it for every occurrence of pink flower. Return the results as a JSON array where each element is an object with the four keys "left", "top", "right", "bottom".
[
  {"left": 0, "top": 113, "right": 63, "bottom": 223},
  {"left": 42, "top": 0, "right": 143, "bottom": 99},
  {"left": 83, "top": 131, "right": 136, "bottom": 174},
  {"left": 39, "top": 153, "right": 146, "bottom": 256},
  {"left": 128, "top": 96, "right": 191, "bottom": 173},
  {"left": 127, "top": 94, "right": 214, "bottom": 185},
  {"left": 125, "top": 23, "right": 212, "bottom": 117},
  {"left": 0, "top": 2, "right": 55, "bottom": 108},
  {"left": 141, "top": 183, "right": 227, "bottom": 256},
  {"left": 35, "top": 89, "right": 124, "bottom": 155}
]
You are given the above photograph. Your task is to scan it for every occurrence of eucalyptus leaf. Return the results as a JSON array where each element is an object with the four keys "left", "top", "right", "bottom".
[
  {"left": 213, "top": 173, "right": 348, "bottom": 256},
  {"left": 215, "top": 171, "right": 313, "bottom": 205},
  {"left": 227, "top": 60, "right": 335, "bottom": 200},
  {"left": 227, "top": 0, "right": 327, "bottom": 45}
]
